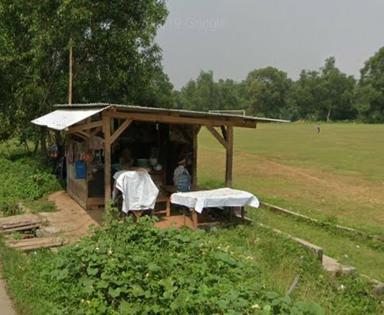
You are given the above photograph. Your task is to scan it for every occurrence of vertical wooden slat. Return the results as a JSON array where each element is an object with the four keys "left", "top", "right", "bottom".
[
  {"left": 225, "top": 126, "right": 233, "bottom": 187},
  {"left": 103, "top": 114, "right": 111, "bottom": 207}
]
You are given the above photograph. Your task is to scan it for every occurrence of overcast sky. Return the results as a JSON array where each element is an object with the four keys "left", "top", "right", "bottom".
[{"left": 156, "top": 0, "right": 384, "bottom": 89}]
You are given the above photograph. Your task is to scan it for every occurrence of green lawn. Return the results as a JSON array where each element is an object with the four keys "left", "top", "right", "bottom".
[
  {"left": 198, "top": 122, "right": 384, "bottom": 283},
  {"left": 198, "top": 123, "right": 384, "bottom": 234},
  {"left": 232, "top": 123, "right": 384, "bottom": 181}
]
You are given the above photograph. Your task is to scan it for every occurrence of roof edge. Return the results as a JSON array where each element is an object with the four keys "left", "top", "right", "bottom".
[{"left": 53, "top": 103, "right": 290, "bottom": 124}]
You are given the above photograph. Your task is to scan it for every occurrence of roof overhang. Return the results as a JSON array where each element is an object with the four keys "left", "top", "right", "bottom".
[{"left": 31, "top": 107, "right": 107, "bottom": 130}]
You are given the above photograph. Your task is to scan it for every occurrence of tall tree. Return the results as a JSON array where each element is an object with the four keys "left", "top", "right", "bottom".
[
  {"left": 357, "top": 47, "right": 384, "bottom": 122},
  {"left": 319, "top": 57, "right": 356, "bottom": 121},
  {"left": 0, "top": 0, "right": 172, "bottom": 144},
  {"left": 177, "top": 71, "right": 219, "bottom": 111},
  {"left": 245, "top": 67, "right": 291, "bottom": 119},
  {"left": 176, "top": 71, "right": 247, "bottom": 111},
  {"left": 288, "top": 58, "right": 356, "bottom": 121}
]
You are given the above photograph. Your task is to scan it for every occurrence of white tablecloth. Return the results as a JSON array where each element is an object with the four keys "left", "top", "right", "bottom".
[
  {"left": 170, "top": 188, "right": 260, "bottom": 214},
  {"left": 115, "top": 170, "right": 159, "bottom": 213}
]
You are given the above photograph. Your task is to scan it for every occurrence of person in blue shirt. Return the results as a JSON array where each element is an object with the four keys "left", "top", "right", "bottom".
[{"left": 173, "top": 157, "right": 192, "bottom": 192}]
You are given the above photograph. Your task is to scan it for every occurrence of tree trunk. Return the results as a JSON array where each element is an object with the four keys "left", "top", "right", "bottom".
[
  {"left": 33, "top": 140, "right": 39, "bottom": 154},
  {"left": 40, "top": 128, "right": 47, "bottom": 156},
  {"left": 23, "top": 140, "right": 30, "bottom": 154},
  {"left": 326, "top": 108, "right": 332, "bottom": 122}
]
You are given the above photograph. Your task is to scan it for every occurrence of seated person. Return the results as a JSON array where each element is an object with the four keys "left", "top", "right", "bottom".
[{"left": 173, "top": 157, "right": 192, "bottom": 192}]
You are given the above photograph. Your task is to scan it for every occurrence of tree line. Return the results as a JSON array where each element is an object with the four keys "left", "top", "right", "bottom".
[{"left": 175, "top": 50, "right": 384, "bottom": 123}]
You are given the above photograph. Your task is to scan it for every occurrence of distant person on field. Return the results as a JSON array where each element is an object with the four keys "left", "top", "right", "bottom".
[{"left": 316, "top": 124, "right": 321, "bottom": 134}]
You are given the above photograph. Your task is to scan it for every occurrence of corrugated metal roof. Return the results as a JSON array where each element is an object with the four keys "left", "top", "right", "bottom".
[{"left": 31, "top": 107, "right": 107, "bottom": 130}]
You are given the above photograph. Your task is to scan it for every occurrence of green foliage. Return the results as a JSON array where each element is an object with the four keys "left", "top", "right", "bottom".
[
  {"left": 212, "top": 225, "right": 383, "bottom": 315},
  {"left": 1, "top": 219, "right": 324, "bottom": 315},
  {"left": 176, "top": 71, "right": 247, "bottom": 111},
  {"left": 0, "top": 0, "right": 173, "bottom": 144},
  {"left": 0, "top": 155, "right": 61, "bottom": 216},
  {"left": 245, "top": 67, "right": 292, "bottom": 119},
  {"left": 357, "top": 47, "right": 384, "bottom": 122},
  {"left": 288, "top": 57, "right": 357, "bottom": 121},
  {"left": 176, "top": 54, "right": 384, "bottom": 122}
]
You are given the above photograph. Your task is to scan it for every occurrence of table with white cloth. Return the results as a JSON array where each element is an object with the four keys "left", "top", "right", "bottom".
[
  {"left": 170, "top": 188, "right": 260, "bottom": 229},
  {"left": 114, "top": 170, "right": 159, "bottom": 214}
]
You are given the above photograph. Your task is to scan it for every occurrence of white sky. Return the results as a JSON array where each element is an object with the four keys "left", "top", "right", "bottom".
[{"left": 156, "top": 0, "right": 384, "bottom": 89}]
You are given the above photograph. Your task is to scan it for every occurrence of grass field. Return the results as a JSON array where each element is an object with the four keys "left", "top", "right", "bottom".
[
  {"left": 198, "top": 123, "right": 384, "bottom": 281},
  {"left": 1, "top": 128, "right": 383, "bottom": 314}
]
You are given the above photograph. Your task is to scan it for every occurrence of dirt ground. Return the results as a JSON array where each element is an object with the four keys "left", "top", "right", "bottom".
[
  {"left": 0, "top": 270, "right": 15, "bottom": 315},
  {"left": 40, "top": 191, "right": 104, "bottom": 241}
]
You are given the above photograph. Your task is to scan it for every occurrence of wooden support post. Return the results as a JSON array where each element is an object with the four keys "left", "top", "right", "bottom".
[
  {"left": 241, "top": 207, "right": 245, "bottom": 221},
  {"left": 225, "top": 126, "right": 233, "bottom": 187},
  {"left": 191, "top": 208, "right": 198, "bottom": 230},
  {"left": 192, "top": 126, "right": 200, "bottom": 190},
  {"left": 166, "top": 199, "right": 171, "bottom": 217},
  {"left": 103, "top": 115, "right": 112, "bottom": 207}
]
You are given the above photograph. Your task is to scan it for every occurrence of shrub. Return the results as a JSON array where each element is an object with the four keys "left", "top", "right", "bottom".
[
  {"left": 4, "top": 219, "right": 324, "bottom": 315},
  {"left": 0, "top": 156, "right": 61, "bottom": 215}
]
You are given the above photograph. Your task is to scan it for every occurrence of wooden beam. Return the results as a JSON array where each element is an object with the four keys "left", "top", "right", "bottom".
[
  {"left": 72, "top": 132, "right": 89, "bottom": 141},
  {"left": 206, "top": 125, "right": 228, "bottom": 149},
  {"left": 103, "top": 114, "right": 112, "bottom": 207},
  {"left": 110, "top": 119, "right": 132, "bottom": 144},
  {"left": 105, "top": 111, "right": 256, "bottom": 128},
  {"left": 67, "top": 120, "right": 103, "bottom": 133},
  {"left": 221, "top": 126, "right": 227, "bottom": 141},
  {"left": 225, "top": 126, "right": 233, "bottom": 187},
  {"left": 90, "top": 127, "right": 102, "bottom": 136}
]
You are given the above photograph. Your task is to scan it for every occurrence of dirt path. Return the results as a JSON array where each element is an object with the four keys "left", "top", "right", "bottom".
[{"left": 0, "top": 272, "right": 16, "bottom": 315}]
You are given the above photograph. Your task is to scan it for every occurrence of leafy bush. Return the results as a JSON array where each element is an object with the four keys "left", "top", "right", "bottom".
[
  {"left": 0, "top": 156, "right": 61, "bottom": 215},
  {"left": 3, "top": 219, "right": 324, "bottom": 315}
]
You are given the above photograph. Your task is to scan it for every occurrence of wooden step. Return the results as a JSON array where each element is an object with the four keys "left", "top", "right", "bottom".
[
  {"left": 7, "top": 237, "right": 67, "bottom": 251},
  {"left": 0, "top": 214, "right": 42, "bottom": 234}
]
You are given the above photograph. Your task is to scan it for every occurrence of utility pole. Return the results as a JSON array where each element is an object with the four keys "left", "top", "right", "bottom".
[{"left": 68, "top": 38, "right": 73, "bottom": 105}]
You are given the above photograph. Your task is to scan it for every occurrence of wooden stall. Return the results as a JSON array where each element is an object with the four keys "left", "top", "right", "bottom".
[{"left": 32, "top": 103, "right": 287, "bottom": 211}]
